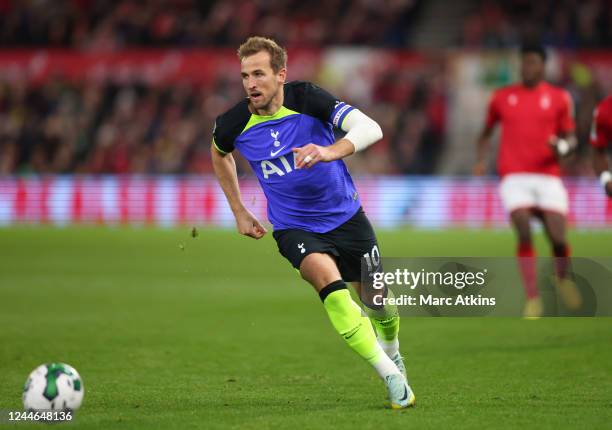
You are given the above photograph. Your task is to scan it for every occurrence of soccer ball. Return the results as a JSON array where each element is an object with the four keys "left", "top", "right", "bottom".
[{"left": 23, "top": 363, "right": 84, "bottom": 411}]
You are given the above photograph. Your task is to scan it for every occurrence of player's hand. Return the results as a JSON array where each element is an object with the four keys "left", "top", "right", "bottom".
[
  {"left": 605, "top": 181, "right": 612, "bottom": 198},
  {"left": 549, "top": 136, "right": 571, "bottom": 158},
  {"left": 292, "top": 144, "right": 332, "bottom": 169},
  {"left": 473, "top": 160, "right": 487, "bottom": 176},
  {"left": 234, "top": 208, "right": 267, "bottom": 239}
]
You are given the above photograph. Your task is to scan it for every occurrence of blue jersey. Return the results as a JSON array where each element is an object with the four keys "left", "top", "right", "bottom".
[{"left": 213, "top": 81, "right": 360, "bottom": 233}]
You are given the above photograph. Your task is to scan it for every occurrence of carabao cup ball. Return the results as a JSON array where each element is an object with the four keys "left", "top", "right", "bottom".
[{"left": 23, "top": 363, "right": 84, "bottom": 411}]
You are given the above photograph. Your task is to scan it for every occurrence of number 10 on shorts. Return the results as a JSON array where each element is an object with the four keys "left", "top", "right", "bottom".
[{"left": 362, "top": 245, "right": 381, "bottom": 275}]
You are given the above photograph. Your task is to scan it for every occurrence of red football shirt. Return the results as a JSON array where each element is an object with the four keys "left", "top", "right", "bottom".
[
  {"left": 590, "top": 95, "right": 612, "bottom": 149},
  {"left": 485, "top": 81, "right": 575, "bottom": 177}
]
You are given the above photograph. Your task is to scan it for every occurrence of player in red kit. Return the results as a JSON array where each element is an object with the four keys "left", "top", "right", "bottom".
[
  {"left": 474, "top": 45, "right": 582, "bottom": 318},
  {"left": 590, "top": 95, "right": 612, "bottom": 197}
]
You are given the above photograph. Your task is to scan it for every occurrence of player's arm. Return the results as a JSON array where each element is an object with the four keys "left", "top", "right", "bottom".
[
  {"left": 593, "top": 147, "right": 612, "bottom": 197},
  {"left": 474, "top": 125, "right": 495, "bottom": 176},
  {"left": 293, "top": 109, "right": 382, "bottom": 169},
  {"left": 474, "top": 92, "right": 499, "bottom": 176},
  {"left": 211, "top": 144, "right": 267, "bottom": 239},
  {"left": 549, "top": 90, "right": 577, "bottom": 158},
  {"left": 590, "top": 105, "right": 612, "bottom": 197}
]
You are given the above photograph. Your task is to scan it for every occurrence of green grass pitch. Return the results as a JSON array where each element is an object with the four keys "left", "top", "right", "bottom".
[{"left": 1, "top": 227, "right": 611, "bottom": 429}]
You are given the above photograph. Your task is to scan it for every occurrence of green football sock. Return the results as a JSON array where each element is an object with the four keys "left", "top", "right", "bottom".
[
  {"left": 371, "top": 314, "right": 400, "bottom": 342},
  {"left": 320, "top": 281, "right": 399, "bottom": 379},
  {"left": 363, "top": 288, "right": 400, "bottom": 356}
]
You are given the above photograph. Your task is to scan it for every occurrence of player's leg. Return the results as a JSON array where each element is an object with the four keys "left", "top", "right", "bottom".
[
  {"left": 541, "top": 211, "right": 581, "bottom": 309},
  {"left": 351, "top": 281, "right": 404, "bottom": 378},
  {"left": 273, "top": 224, "right": 414, "bottom": 408},
  {"left": 351, "top": 282, "right": 400, "bottom": 357},
  {"left": 537, "top": 177, "right": 581, "bottom": 310},
  {"left": 510, "top": 208, "right": 540, "bottom": 300},
  {"left": 330, "top": 209, "right": 402, "bottom": 366},
  {"left": 299, "top": 253, "right": 414, "bottom": 408},
  {"left": 324, "top": 208, "right": 414, "bottom": 407},
  {"left": 500, "top": 175, "right": 541, "bottom": 317},
  {"left": 351, "top": 282, "right": 400, "bottom": 355},
  {"left": 540, "top": 210, "right": 569, "bottom": 277},
  {"left": 299, "top": 253, "right": 400, "bottom": 380}
]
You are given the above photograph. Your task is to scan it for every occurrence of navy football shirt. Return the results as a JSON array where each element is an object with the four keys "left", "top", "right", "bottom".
[{"left": 213, "top": 81, "right": 360, "bottom": 233}]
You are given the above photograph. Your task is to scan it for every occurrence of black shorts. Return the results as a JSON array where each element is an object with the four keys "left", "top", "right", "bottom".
[{"left": 272, "top": 207, "right": 381, "bottom": 282}]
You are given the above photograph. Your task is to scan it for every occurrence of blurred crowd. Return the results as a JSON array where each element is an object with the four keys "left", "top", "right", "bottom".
[
  {"left": 0, "top": 76, "right": 220, "bottom": 175},
  {"left": 0, "top": 65, "right": 446, "bottom": 176},
  {"left": 0, "top": 54, "right": 606, "bottom": 177},
  {"left": 365, "top": 63, "right": 447, "bottom": 175},
  {"left": 2, "top": 0, "right": 610, "bottom": 50},
  {"left": 462, "top": 0, "right": 612, "bottom": 48},
  {"left": 0, "top": 0, "right": 421, "bottom": 49},
  {"left": 2, "top": 0, "right": 612, "bottom": 51},
  {"left": 0, "top": 0, "right": 610, "bottom": 177}
]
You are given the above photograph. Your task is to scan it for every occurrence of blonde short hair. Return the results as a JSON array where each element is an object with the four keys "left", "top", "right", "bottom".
[{"left": 237, "top": 36, "right": 287, "bottom": 73}]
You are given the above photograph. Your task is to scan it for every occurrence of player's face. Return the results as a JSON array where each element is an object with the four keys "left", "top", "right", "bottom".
[
  {"left": 521, "top": 53, "right": 545, "bottom": 87},
  {"left": 241, "top": 51, "right": 286, "bottom": 111}
]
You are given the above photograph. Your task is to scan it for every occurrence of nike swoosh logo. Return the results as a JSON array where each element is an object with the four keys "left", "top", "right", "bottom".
[
  {"left": 270, "top": 146, "right": 287, "bottom": 157},
  {"left": 399, "top": 386, "right": 408, "bottom": 401}
]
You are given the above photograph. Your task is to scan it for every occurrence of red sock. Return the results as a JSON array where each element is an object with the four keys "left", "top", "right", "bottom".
[
  {"left": 553, "top": 244, "right": 571, "bottom": 280},
  {"left": 517, "top": 243, "right": 538, "bottom": 299}
]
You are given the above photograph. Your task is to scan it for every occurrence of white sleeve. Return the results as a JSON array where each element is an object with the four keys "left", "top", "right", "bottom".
[{"left": 340, "top": 109, "right": 383, "bottom": 152}]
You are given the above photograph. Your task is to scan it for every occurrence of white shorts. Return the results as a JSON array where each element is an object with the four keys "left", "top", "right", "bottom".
[{"left": 499, "top": 174, "right": 569, "bottom": 215}]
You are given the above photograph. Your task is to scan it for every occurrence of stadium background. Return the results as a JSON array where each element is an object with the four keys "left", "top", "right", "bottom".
[
  {"left": 0, "top": 0, "right": 611, "bottom": 228},
  {"left": 1, "top": 1, "right": 611, "bottom": 429}
]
